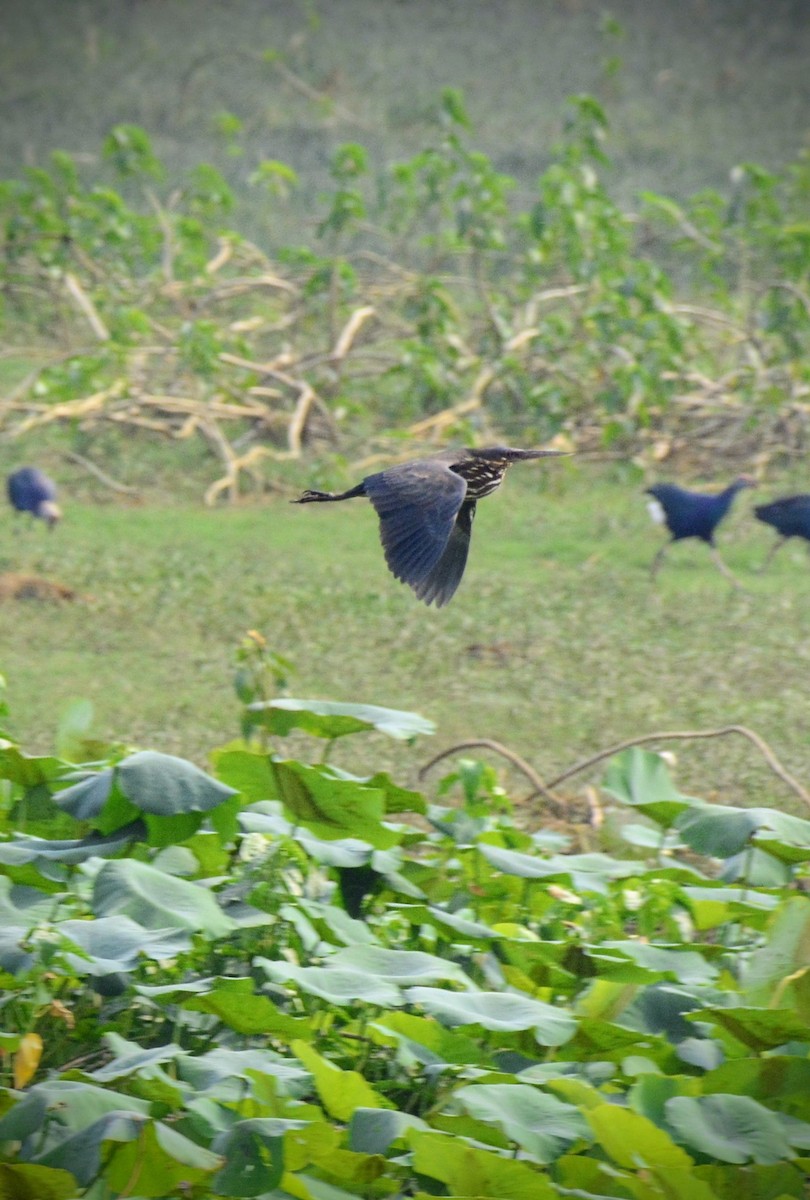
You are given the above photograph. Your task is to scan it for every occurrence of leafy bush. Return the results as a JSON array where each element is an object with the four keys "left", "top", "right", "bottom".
[
  {"left": 1, "top": 94, "right": 809, "bottom": 492},
  {"left": 1, "top": 658, "right": 809, "bottom": 1198}
]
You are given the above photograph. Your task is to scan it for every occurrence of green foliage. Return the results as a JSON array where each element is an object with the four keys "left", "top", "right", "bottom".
[
  {"left": 0, "top": 683, "right": 808, "bottom": 1197},
  {"left": 1, "top": 96, "right": 807, "bottom": 470}
]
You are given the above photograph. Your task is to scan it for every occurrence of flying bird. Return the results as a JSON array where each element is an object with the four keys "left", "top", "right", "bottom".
[
  {"left": 645, "top": 476, "right": 755, "bottom": 585},
  {"left": 754, "top": 494, "right": 810, "bottom": 570},
  {"left": 7, "top": 467, "right": 62, "bottom": 528},
  {"left": 294, "top": 446, "right": 565, "bottom": 607}
]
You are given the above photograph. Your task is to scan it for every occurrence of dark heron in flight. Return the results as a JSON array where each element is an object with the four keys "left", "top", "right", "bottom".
[
  {"left": 294, "top": 445, "right": 565, "bottom": 607},
  {"left": 754, "top": 494, "right": 810, "bottom": 570},
  {"left": 7, "top": 467, "right": 62, "bottom": 528},
  {"left": 645, "top": 476, "right": 755, "bottom": 585}
]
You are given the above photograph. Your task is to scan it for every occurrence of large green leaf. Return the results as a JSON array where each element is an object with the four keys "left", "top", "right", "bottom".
[
  {"left": 58, "top": 915, "right": 191, "bottom": 975},
  {"left": 117, "top": 750, "right": 238, "bottom": 814},
  {"left": 666, "top": 1094, "right": 794, "bottom": 1164},
  {"left": 258, "top": 959, "right": 403, "bottom": 1007},
  {"left": 0, "top": 821, "right": 145, "bottom": 866},
  {"left": 452, "top": 1083, "right": 590, "bottom": 1163},
  {"left": 271, "top": 759, "right": 399, "bottom": 846},
  {"left": 0, "top": 1164, "right": 77, "bottom": 1200},
  {"left": 587, "top": 1103, "right": 694, "bottom": 1169},
  {"left": 350, "top": 1108, "right": 429, "bottom": 1154},
  {"left": 695, "top": 1006, "right": 810, "bottom": 1051},
  {"left": 603, "top": 748, "right": 699, "bottom": 826},
  {"left": 292, "top": 1040, "right": 393, "bottom": 1120},
  {"left": 248, "top": 697, "right": 434, "bottom": 741},
  {"left": 587, "top": 940, "right": 716, "bottom": 984},
  {"left": 404, "top": 988, "right": 577, "bottom": 1044},
  {"left": 92, "top": 858, "right": 234, "bottom": 936},
  {"left": 328, "top": 945, "right": 473, "bottom": 987},
  {"left": 409, "top": 1129, "right": 555, "bottom": 1198},
  {"left": 212, "top": 1119, "right": 297, "bottom": 1196},
  {"left": 480, "top": 844, "right": 641, "bottom": 892},
  {"left": 103, "top": 1120, "right": 222, "bottom": 1197}
]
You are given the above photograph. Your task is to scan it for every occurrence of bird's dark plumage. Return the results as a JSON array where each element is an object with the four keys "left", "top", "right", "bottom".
[
  {"left": 7, "top": 467, "right": 61, "bottom": 527},
  {"left": 645, "top": 476, "right": 755, "bottom": 584},
  {"left": 754, "top": 494, "right": 810, "bottom": 570},
  {"left": 294, "top": 446, "right": 564, "bottom": 606}
]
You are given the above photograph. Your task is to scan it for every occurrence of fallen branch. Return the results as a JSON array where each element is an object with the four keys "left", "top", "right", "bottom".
[
  {"left": 64, "top": 450, "right": 139, "bottom": 495},
  {"left": 64, "top": 272, "right": 109, "bottom": 341},
  {"left": 543, "top": 725, "right": 810, "bottom": 811},
  {"left": 419, "top": 738, "right": 566, "bottom": 815}
]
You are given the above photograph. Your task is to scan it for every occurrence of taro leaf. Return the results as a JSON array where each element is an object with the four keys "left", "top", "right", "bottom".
[
  {"left": 58, "top": 915, "right": 191, "bottom": 975},
  {"left": 52, "top": 769, "right": 114, "bottom": 820},
  {"left": 104, "top": 1120, "right": 222, "bottom": 1197},
  {"left": 589, "top": 941, "right": 716, "bottom": 985},
  {"left": 328, "top": 945, "right": 473, "bottom": 987},
  {"left": 92, "top": 859, "right": 234, "bottom": 937},
  {"left": 480, "top": 844, "right": 640, "bottom": 893},
  {"left": 741, "top": 897, "right": 810, "bottom": 1013},
  {"left": 248, "top": 697, "right": 434, "bottom": 741},
  {"left": 404, "top": 988, "right": 577, "bottom": 1045},
  {"left": 452, "top": 1083, "right": 590, "bottom": 1163},
  {"left": 93, "top": 1035, "right": 184, "bottom": 1082},
  {"left": 56, "top": 752, "right": 237, "bottom": 841},
  {"left": 292, "top": 1039, "right": 394, "bottom": 1120},
  {"left": 371, "top": 1011, "right": 488, "bottom": 1068},
  {"left": 179, "top": 1046, "right": 310, "bottom": 1096},
  {"left": 117, "top": 750, "right": 237, "bottom": 814},
  {"left": 676, "top": 806, "right": 761, "bottom": 858},
  {"left": 182, "top": 977, "right": 312, "bottom": 1039},
  {"left": 0, "top": 821, "right": 145, "bottom": 866},
  {"left": 587, "top": 1104, "right": 694, "bottom": 1169},
  {"left": 602, "top": 748, "right": 698, "bottom": 826},
  {"left": 409, "top": 1129, "right": 555, "bottom": 1198},
  {"left": 0, "top": 746, "right": 63, "bottom": 788},
  {"left": 212, "top": 747, "right": 277, "bottom": 803},
  {"left": 665, "top": 1094, "right": 793, "bottom": 1164},
  {"left": 350, "top": 1108, "right": 429, "bottom": 1154},
  {"left": 0, "top": 1164, "right": 77, "bottom": 1200},
  {"left": 695, "top": 1006, "right": 810, "bottom": 1050},
  {"left": 34, "top": 1113, "right": 147, "bottom": 1186},
  {"left": 258, "top": 959, "right": 403, "bottom": 1007},
  {"left": 271, "top": 759, "right": 399, "bottom": 847},
  {"left": 212, "top": 1119, "right": 301, "bottom": 1197}
]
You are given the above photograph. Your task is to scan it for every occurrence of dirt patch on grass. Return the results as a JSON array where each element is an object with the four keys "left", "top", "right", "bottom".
[{"left": 0, "top": 572, "right": 79, "bottom": 602}]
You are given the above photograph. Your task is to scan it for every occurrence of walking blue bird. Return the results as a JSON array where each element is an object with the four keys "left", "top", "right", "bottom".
[
  {"left": 754, "top": 494, "right": 810, "bottom": 570},
  {"left": 7, "top": 467, "right": 62, "bottom": 528},
  {"left": 645, "top": 476, "right": 755, "bottom": 584}
]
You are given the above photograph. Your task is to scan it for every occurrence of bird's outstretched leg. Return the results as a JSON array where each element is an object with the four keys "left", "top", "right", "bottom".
[
  {"left": 292, "top": 483, "right": 366, "bottom": 504},
  {"left": 709, "top": 545, "right": 744, "bottom": 589},
  {"left": 650, "top": 543, "right": 669, "bottom": 581},
  {"left": 759, "top": 536, "right": 787, "bottom": 573}
]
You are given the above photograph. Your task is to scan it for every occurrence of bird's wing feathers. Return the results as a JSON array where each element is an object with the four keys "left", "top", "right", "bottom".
[
  {"left": 413, "top": 501, "right": 476, "bottom": 607},
  {"left": 363, "top": 460, "right": 468, "bottom": 589}
]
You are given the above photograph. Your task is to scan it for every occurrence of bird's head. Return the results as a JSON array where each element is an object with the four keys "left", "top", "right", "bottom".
[
  {"left": 733, "top": 474, "right": 757, "bottom": 491},
  {"left": 39, "top": 500, "right": 62, "bottom": 528}
]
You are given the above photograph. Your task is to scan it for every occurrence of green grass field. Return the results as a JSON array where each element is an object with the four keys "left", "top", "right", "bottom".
[{"left": 3, "top": 464, "right": 809, "bottom": 814}]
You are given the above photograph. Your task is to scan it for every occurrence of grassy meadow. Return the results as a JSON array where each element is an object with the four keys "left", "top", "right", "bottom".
[{"left": 2, "top": 460, "right": 809, "bottom": 815}]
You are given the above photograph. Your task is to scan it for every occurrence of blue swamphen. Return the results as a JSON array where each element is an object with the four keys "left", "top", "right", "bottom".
[
  {"left": 645, "top": 476, "right": 755, "bottom": 584},
  {"left": 294, "top": 446, "right": 565, "bottom": 607},
  {"left": 7, "top": 467, "right": 62, "bottom": 528},
  {"left": 754, "top": 494, "right": 810, "bottom": 570}
]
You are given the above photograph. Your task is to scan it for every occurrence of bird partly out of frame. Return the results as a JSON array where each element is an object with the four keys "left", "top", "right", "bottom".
[
  {"left": 754, "top": 494, "right": 810, "bottom": 570},
  {"left": 645, "top": 476, "right": 756, "bottom": 586},
  {"left": 293, "top": 446, "right": 565, "bottom": 607},
  {"left": 7, "top": 467, "right": 62, "bottom": 528}
]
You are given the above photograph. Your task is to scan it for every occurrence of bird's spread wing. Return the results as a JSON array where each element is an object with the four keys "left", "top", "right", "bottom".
[
  {"left": 363, "top": 459, "right": 468, "bottom": 590},
  {"left": 413, "top": 500, "right": 476, "bottom": 607}
]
